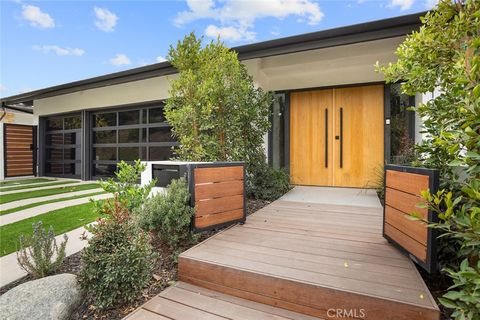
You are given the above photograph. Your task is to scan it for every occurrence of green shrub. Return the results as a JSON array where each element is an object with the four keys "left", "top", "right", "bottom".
[
  {"left": 16, "top": 221, "right": 67, "bottom": 278},
  {"left": 165, "top": 33, "right": 272, "bottom": 174},
  {"left": 96, "top": 160, "right": 155, "bottom": 213},
  {"left": 247, "top": 160, "right": 291, "bottom": 201},
  {"left": 134, "top": 177, "right": 195, "bottom": 250},
  {"left": 439, "top": 259, "right": 480, "bottom": 320},
  {"left": 78, "top": 197, "right": 157, "bottom": 310},
  {"left": 364, "top": 164, "right": 385, "bottom": 202},
  {"left": 378, "top": 1, "right": 479, "bottom": 318}
]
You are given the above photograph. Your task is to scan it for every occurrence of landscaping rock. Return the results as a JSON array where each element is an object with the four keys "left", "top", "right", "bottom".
[{"left": 0, "top": 273, "right": 82, "bottom": 320}]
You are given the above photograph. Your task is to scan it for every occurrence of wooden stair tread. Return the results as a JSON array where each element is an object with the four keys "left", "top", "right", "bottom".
[{"left": 126, "top": 282, "right": 319, "bottom": 320}]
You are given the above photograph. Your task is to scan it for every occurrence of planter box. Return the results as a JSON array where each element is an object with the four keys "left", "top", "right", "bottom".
[
  {"left": 383, "top": 164, "right": 439, "bottom": 273},
  {"left": 141, "top": 161, "right": 246, "bottom": 232}
]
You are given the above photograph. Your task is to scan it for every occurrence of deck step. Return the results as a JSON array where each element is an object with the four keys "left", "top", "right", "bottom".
[
  {"left": 178, "top": 200, "right": 440, "bottom": 320},
  {"left": 125, "top": 282, "right": 318, "bottom": 320}
]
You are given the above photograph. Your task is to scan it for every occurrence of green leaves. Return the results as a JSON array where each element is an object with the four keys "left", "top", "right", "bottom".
[
  {"left": 16, "top": 221, "right": 68, "bottom": 279},
  {"left": 378, "top": 1, "right": 480, "bottom": 318},
  {"left": 439, "top": 260, "right": 480, "bottom": 320},
  {"left": 97, "top": 160, "right": 155, "bottom": 213},
  {"left": 165, "top": 33, "right": 272, "bottom": 174},
  {"left": 133, "top": 177, "right": 195, "bottom": 250},
  {"left": 78, "top": 198, "right": 157, "bottom": 310}
]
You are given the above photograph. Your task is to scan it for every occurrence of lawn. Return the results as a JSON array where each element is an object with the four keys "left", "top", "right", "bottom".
[
  {"left": 0, "top": 180, "right": 76, "bottom": 192},
  {"left": 0, "top": 201, "right": 102, "bottom": 256},
  {"left": 0, "top": 183, "right": 100, "bottom": 205},
  {"left": 0, "top": 178, "right": 55, "bottom": 187},
  {"left": 0, "top": 191, "right": 107, "bottom": 215}
]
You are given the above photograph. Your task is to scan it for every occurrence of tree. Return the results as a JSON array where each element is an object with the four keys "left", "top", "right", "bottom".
[
  {"left": 377, "top": 1, "right": 479, "bottom": 319},
  {"left": 164, "top": 33, "right": 272, "bottom": 172}
]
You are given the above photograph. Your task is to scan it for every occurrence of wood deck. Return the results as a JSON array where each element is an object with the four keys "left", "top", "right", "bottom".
[
  {"left": 127, "top": 196, "right": 440, "bottom": 320},
  {"left": 125, "top": 282, "right": 319, "bottom": 320}
]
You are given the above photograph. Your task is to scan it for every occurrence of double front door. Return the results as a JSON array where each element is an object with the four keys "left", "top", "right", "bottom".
[{"left": 290, "top": 84, "right": 384, "bottom": 187}]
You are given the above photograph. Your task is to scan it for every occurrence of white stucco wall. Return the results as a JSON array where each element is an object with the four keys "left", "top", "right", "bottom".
[{"left": 34, "top": 75, "right": 177, "bottom": 116}]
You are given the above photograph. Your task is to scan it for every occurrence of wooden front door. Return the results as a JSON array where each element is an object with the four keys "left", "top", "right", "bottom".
[
  {"left": 290, "top": 84, "right": 384, "bottom": 187},
  {"left": 4, "top": 124, "right": 36, "bottom": 177}
]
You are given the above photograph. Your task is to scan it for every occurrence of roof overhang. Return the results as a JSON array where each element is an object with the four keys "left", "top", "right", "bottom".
[{"left": 0, "top": 11, "right": 425, "bottom": 105}]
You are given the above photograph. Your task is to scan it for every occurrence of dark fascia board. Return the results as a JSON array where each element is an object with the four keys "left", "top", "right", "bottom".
[{"left": 1, "top": 11, "right": 425, "bottom": 105}]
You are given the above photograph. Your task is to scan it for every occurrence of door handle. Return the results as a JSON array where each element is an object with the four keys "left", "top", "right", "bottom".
[
  {"left": 339, "top": 107, "right": 343, "bottom": 169},
  {"left": 325, "top": 108, "right": 328, "bottom": 168}
]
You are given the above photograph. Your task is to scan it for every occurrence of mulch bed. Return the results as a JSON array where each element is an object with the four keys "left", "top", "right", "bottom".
[{"left": 0, "top": 198, "right": 271, "bottom": 319}]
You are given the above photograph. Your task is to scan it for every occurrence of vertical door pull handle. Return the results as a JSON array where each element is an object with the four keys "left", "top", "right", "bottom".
[
  {"left": 325, "top": 108, "right": 328, "bottom": 168},
  {"left": 340, "top": 107, "right": 343, "bottom": 169}
]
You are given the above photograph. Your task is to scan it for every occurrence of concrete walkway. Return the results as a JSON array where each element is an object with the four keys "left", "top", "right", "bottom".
[
  {"left": 280, "top": 186, "right": 381, "bottom": 208},
  {"left": 0, "top": 179, "right": 58, "bottom": 191},
  {"left": 0, "top": 225, "right": 94, "bottom": 288},
  {"left": 0, "top": 188, "right": 104, "bottom": 211},
  {"left": 0, "top": 193, "right": 112, "bottom": 226},
  {"left": 0, "top": 180, "right": 88, "bottom": 195}
]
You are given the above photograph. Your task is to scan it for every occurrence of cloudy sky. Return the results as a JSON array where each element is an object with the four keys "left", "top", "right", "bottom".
[{"left": 0, "top": 0, "right": 436, "bottom": 98}]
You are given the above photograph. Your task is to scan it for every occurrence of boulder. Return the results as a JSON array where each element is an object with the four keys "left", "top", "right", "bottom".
[{"left": 0, "top": 273, "right": 82, "bottom": 320}]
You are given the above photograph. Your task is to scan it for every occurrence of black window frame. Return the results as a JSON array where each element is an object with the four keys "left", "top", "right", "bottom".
[
  {"left": 90, "top": 103, "right": 177, "bottom": 178},
  {"left": 43, "top": 113, "right": 82, "bottom": 178}
]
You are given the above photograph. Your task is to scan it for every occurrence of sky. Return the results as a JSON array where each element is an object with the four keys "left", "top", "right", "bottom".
[{"left": 0, "top": 0, "right": 437, "bottom": 98}]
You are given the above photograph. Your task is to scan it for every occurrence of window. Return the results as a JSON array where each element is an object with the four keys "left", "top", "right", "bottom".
[
  {"left": 93, "top": 112, "right": 116, "bottom": 127},
  {"left": 44, "top": 114, "right": 82, "bottom": 178},
  {"left": 388, "top": 83, "right": 415, "bottom": 164},
  {"left": 91, "top": 104, "right": 177, "bottom": 178},
  {"left": 119, "top": 110, "right": 140, "bottom": 126}
]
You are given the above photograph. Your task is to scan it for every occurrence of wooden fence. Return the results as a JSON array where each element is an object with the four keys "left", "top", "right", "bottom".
[{"left": 4, "top": 124, "right": 36, "bottom": 177}]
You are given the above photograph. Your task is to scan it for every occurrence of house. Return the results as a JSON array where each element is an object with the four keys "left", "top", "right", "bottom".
[{"left": 0, "top": 11, "right": 429, "bottom": 187}]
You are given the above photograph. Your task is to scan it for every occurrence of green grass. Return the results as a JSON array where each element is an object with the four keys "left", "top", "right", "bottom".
[
  {"left": 0, "top": 180, "right": 77, "bottom": 192},
  {"left": 0, "top": 178, "right": 55, "bottom": 187},
  {"left": 0, "top": 183, "right": 101, "bottom": 205},
  {"left": 0, "top": 201, "right": 102, "bottom": 257},
  {"left": 0, "top": 191, "right": 107, "bottom": 216}
]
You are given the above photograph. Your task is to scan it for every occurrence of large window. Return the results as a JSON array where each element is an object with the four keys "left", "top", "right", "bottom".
[
  {"left": 91, "top": 104, "right": 176, "bottom": 177},
  {"left": 388, "top": 83, "right": 416, "bottom": 164},
  {"left": 44, "top": 113, "right": 82, "bottom": 178}
]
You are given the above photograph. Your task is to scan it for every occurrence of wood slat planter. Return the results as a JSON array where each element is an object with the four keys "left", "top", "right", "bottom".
[
  {"left": 383, "top": 165, "right": 439, "bottom": 273},
  {"left": 146, "top": 161, "right": 246, "bottom": 232},
  {"left": 189, "top": 163, "right": 246, "bottom": 232}
]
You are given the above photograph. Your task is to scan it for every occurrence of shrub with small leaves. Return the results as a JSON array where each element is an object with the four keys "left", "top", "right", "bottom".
[
  {"left": 134, "top": 177, "right": 195, "bottom": 250},
  {"left": 17, "top": 221, "right": 68, "bottom": 279},
  {"left": 247, "top": 159, "right": 291, "bottom": 201},
  {"left": 78, "top": 196, "right": 157, "bottom": 310},
  {"left": 95, "top": 160, "right": 155, "bottom": 213},
  {"left": 438, "top": 259, "right": 480, "bottom": 320}
]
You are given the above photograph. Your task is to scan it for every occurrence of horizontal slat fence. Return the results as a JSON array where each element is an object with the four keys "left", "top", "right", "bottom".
[
  {"left": 191, "top": 164, "right": 246, "bottom": 231},
  {"left": 4, "top": 124, "right": 35, "bottom": 177},
  {"left": 383, "top": 165, "right": 439, "bottom": 273}
]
